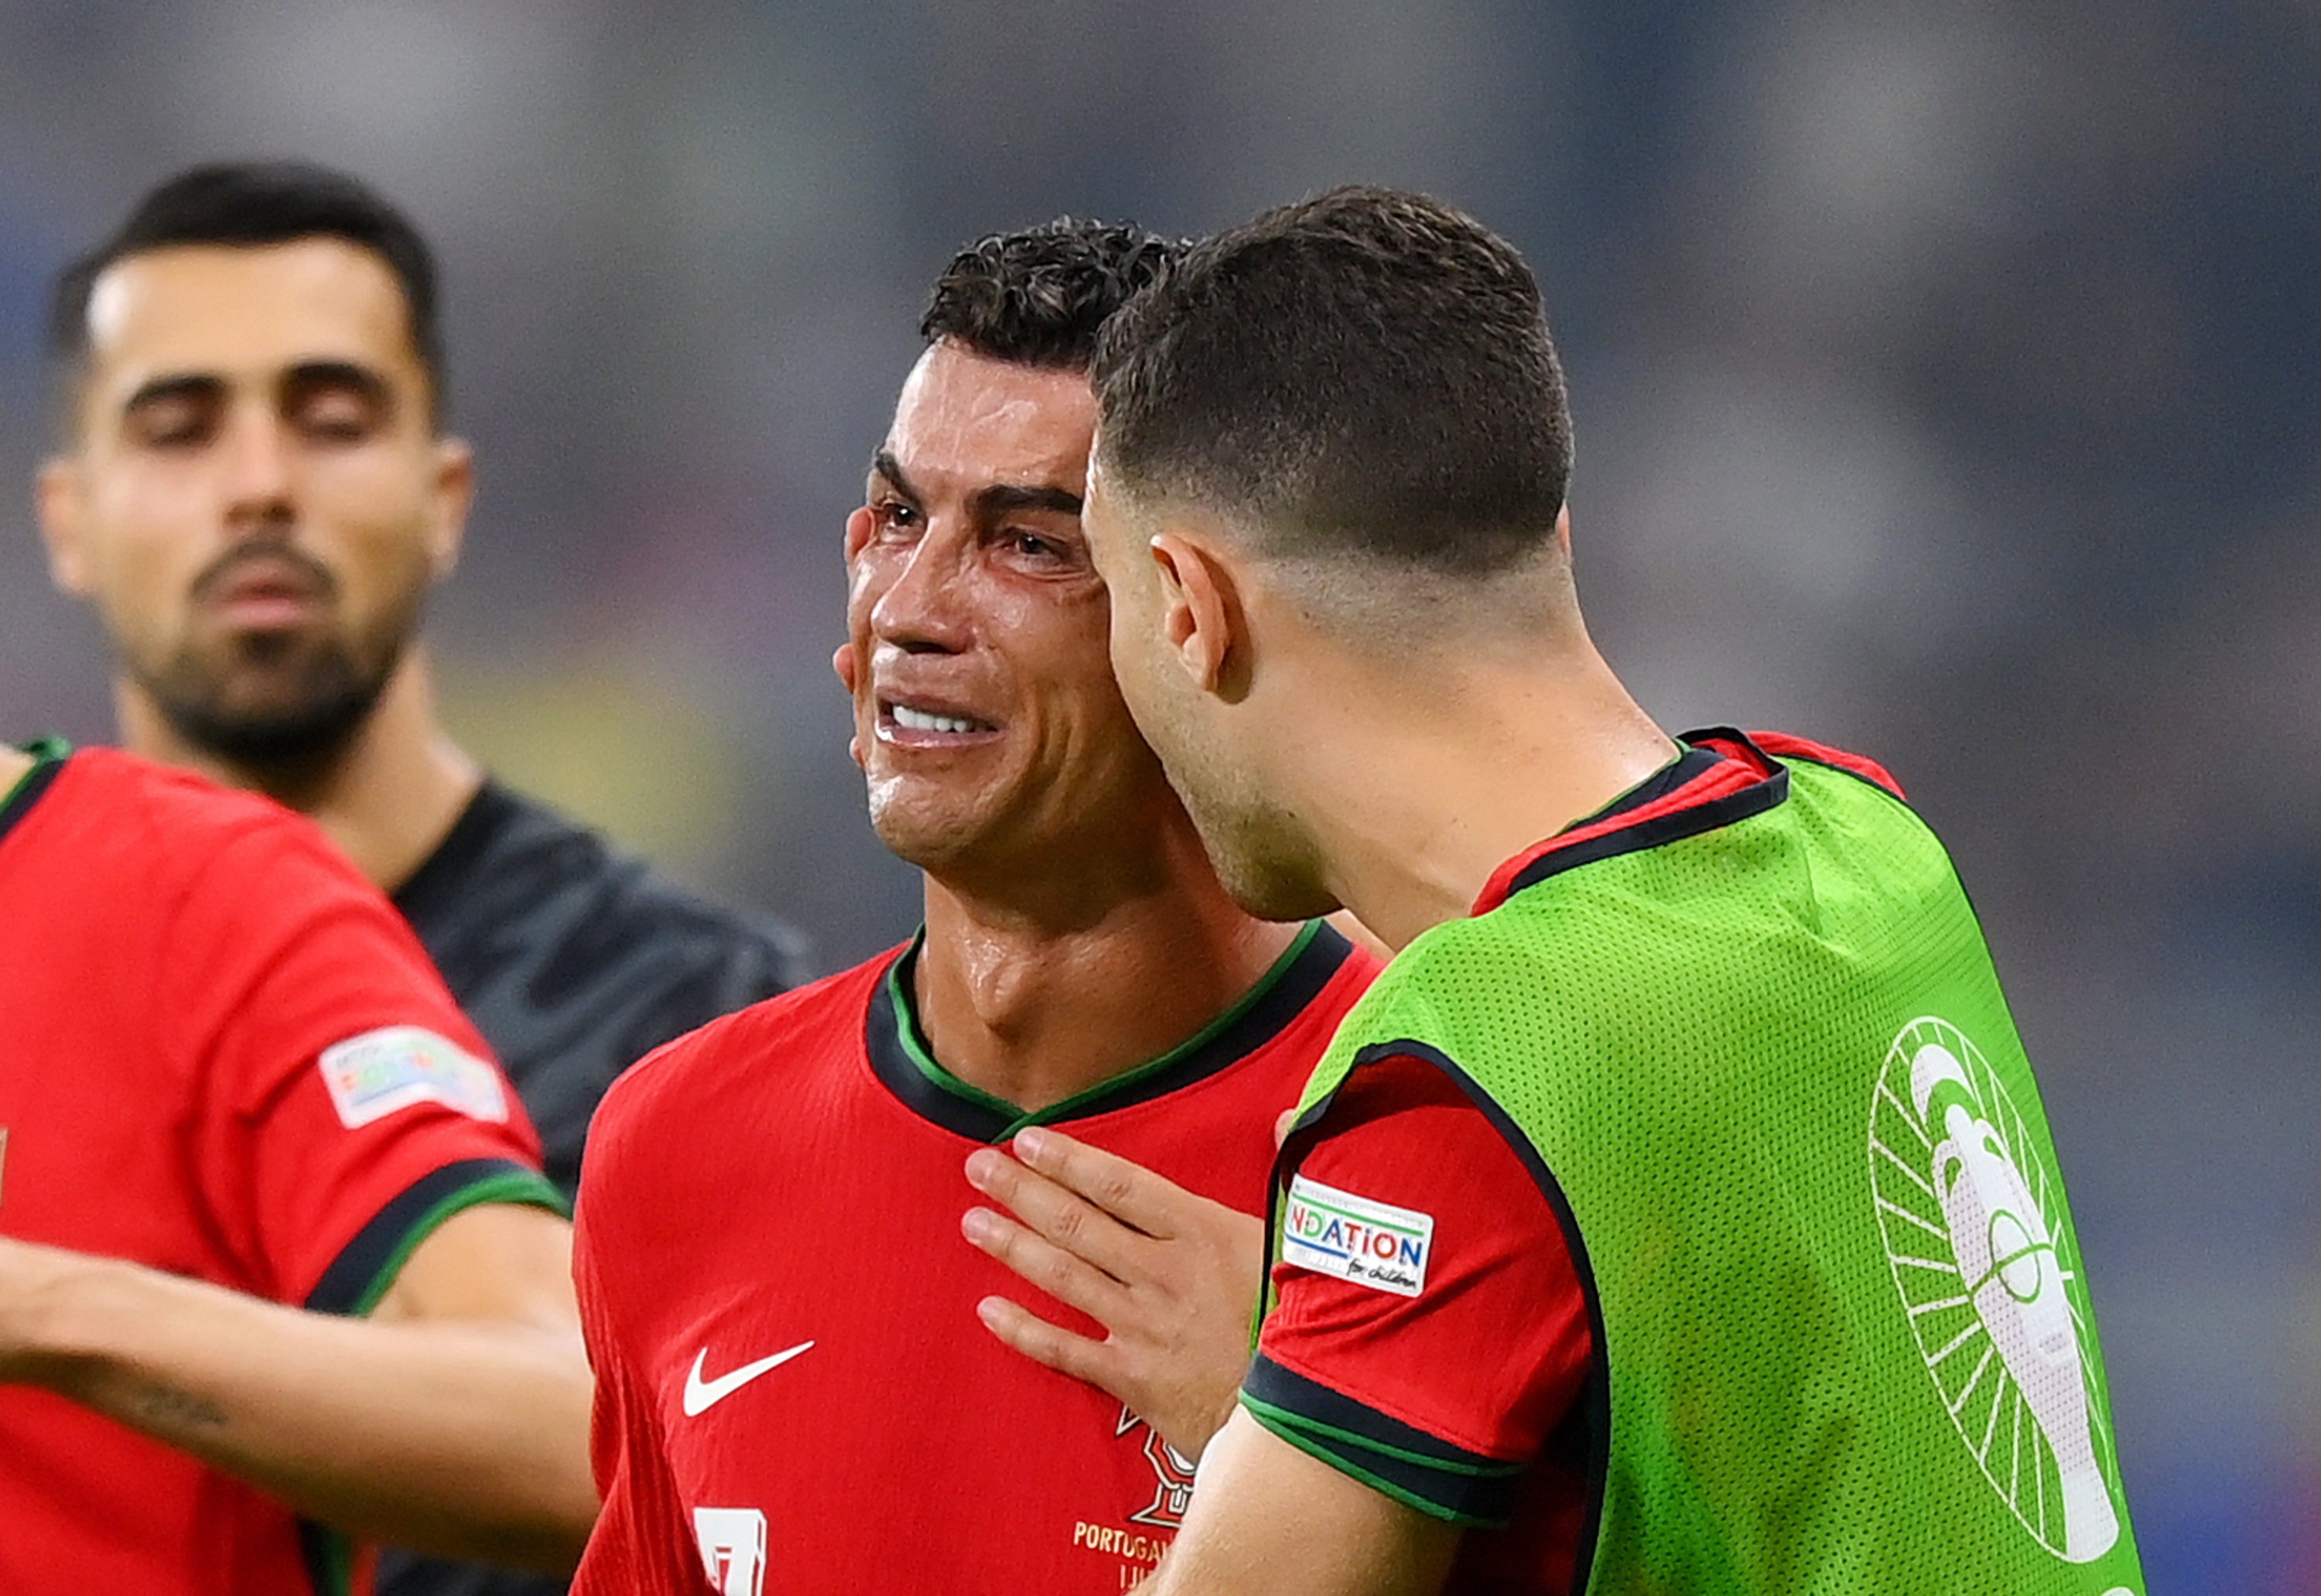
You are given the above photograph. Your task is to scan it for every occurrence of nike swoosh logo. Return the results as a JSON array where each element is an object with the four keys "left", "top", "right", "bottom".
[{"left": 682, "top": 1340, "right": 815, "bottom": 1417}]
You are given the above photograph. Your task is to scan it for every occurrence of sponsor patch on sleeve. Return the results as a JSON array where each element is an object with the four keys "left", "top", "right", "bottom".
[
  {"left": 318, "top": 1026, "right": 508, "bottom": 1130},
  {"left": 1281, "top": 1174, "right": 1434, "bottom": 1297}
]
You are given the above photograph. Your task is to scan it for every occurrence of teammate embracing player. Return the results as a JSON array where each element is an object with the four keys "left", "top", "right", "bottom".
[
  {"left": 1038, "top": 186, "right": 2145, "bottom": 1594},
  {"left": 569, "top": 221, "right": 1377, "bottom": 1595}
]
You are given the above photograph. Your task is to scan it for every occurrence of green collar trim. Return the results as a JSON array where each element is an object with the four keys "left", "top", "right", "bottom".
[
  {"left": 869, "top": 919, "right": 1344, "bottom": 1143},
  {"left": 0, "top": 738, "right": 73, "bottom": 845}
]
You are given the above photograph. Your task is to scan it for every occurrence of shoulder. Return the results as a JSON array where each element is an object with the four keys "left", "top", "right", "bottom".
[
  {"left": 1338, "top": 916, "right": 1541, "bottom": 1033},
  {"left": 41, "top": 748, "right": 365, "bottom": 906},
  {"left": 1743, "top": 730, "right": 1957, "bottom": 895},
  {"left": 577, "top": 952, "right": 894, "bottom": 1253},
  {"left": 585, "top": 952, "right": 894, "bottom": 1161},
  {"left": 56, "top": 746, "right": 308, "bottom": 839}
]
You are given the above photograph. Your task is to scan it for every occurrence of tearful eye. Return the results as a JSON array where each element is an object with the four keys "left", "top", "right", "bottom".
[{"left": 1004, "top": 528, "right": 1084, "bottom": 566}]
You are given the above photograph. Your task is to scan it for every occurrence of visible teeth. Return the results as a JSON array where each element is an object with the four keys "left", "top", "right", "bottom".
[{"left": 893, "top": 704, "right": 981, "bottom": 735}]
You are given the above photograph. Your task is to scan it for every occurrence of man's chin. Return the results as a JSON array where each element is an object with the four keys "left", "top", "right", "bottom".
[
  {"left": 866, "top": 805, "right": 990, "bottom": 874},
  {"left": 149, "top": 670, "right": 384, "bottom": 772},
  {"left": 1217, "top": 863, "right": 1339, "bottom": 924},
  {"left": 1192, "top": 812, "right": 1337, "bottom": 923},
  {"left": 168, "top": 709, "right": 367, "bottom": 770}
]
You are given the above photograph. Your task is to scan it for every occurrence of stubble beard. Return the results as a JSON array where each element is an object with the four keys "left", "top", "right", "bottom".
[
  {"left": 1168, "top": 755, "right": 1339, "bottom": 924},
  {"left": 135, "top": 572, "right": 426, "bottom": 785},
  {"left": 1199, "top": 809, "right": 1339, "bottom": 924},
  {"left": 140, "top": 630, "right": 399, "bottom": 778}
]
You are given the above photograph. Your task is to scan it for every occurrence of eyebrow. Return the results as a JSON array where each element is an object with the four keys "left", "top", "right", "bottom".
[
  {"left": 867, "top": 449, "right": 1083, "bottom": 519},
  {"left": 279, "top": 360, "right": 393, "bottom": 405},
  {"left": 869, "top": 449, "right": 920, "bottom": 503},
  {"left": 121, "top": 372, "right": 225, "bottom": 415},
  {"left": 119, "top": 361, "right": 394, "bottom": 417},
  {"left": 972, "top": 482, "right": 1082, "bottom": 519}
]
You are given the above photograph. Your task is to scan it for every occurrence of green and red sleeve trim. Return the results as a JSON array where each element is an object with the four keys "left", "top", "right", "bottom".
[
  {"left": 303, "top": 1157, "right": 569, "bottom": 1316},
  {"left": 1241, "top": 1354, "right": 1528, "bottom": 1525}
]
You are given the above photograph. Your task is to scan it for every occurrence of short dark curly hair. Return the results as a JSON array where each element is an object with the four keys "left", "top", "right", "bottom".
[
  {"left": 921, "top": 219, "right": 1181, "bottom": 371},
  {"left": 1093, "top": 186, "right": 1572, "bottom": 577},
  {"left": 50, "top": 160, "right": 447, "bottom": 423}
]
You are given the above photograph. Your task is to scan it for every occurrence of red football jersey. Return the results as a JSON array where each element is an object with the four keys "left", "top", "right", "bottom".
[
  {"left": 1242, "top": 743, "right": 1807, "bottom": 1593},
  {"left": 0, "top": 747, "right": 562, "bottom": 1596},
  {"left": 572, "top": 921, "right": 1377, "bottom": 1596},
  {"left": 1253, "top": 1057, "right": 1591, "bottom": 1593}
]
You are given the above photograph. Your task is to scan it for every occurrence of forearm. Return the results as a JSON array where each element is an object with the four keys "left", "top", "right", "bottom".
[
  {"left": 5, "top": 1242, "right": 594, "bottom": 1569},
  {"left": 1143, "top": 1410, "right": 1461, "bottom": 1596}
]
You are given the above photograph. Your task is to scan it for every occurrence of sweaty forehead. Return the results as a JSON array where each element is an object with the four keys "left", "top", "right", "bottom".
[
  {"left": 81, "top": 238, "right": 422, "bottom": 397},
  {"left": 881, "top": 341, "right": 1096, "bottom": 502}
]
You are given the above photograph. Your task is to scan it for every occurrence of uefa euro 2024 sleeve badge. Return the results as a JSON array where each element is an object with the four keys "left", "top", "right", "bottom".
[{"left": 1868, "top": 1017, "right": 2124, "bottom": 1564}]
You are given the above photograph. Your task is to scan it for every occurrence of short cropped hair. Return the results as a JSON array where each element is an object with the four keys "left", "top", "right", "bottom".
[
  {"left": 50, "top": 160, "right": 448, "bottom": 421},
  {"left": 921, "top": 219, "right": 1181, "bottom": 372},
  {"left": 1092, "top": 186, "right": 1573, "bottom": 576}
]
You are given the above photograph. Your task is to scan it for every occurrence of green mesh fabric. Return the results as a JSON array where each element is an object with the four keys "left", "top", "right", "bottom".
[{"left": 1286, "top": 759, "right": 2144, "bottom": 1594}]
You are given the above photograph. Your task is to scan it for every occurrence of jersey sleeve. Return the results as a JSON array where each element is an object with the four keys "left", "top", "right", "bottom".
[
  {"left": 571, "top": 1071, "right": 718, "bottom": 1596},
  {"left": 1243, "top": 1054, "right": 1592, "bottom": 1526},
  {"left": 166, "top": 816, "right": 564, "bottom": 1313}
]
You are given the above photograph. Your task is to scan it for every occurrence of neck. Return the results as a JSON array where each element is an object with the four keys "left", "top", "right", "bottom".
[
  {"left": 115, "top": 648, "right": 482, "bottom": 894},
  {"left": 912, "top": 815, "right": 1301, "bottom": 1113},
  {"left": 1286, "top": 634, "right": 1676, "bottom": 950},
  {"left": 0, "top": 746, "right": 35, "bottom": 798}
]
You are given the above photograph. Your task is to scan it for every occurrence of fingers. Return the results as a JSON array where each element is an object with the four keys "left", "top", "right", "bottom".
[
  {"left": 966, "top": 1145, "right": 1148, "bottom": 1282},
  {"left": 961, "top": 1200, "right": 1133, "bottom": 1321},
  {"left": 972, "top": 1294, "right": 1126, "bottom": 1398},
  {"left": 1007, "top": 1126, "right": 1198, "bottom": 1240}
]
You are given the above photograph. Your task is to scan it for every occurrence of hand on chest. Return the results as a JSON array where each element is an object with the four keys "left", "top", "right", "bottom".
[{"left": 650, "top": 1210, "right": 1195, "bottom": 1594}]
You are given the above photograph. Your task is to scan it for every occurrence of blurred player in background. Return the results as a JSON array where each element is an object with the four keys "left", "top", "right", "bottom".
[
  {"left": 569, "top": 220, "right": 1379, "bottom": 1596},
  {"left": 0, "top": 737, "right": 591, "bottom": 1592},
  {"left": 36, "top": 161, "right": 809, "bottom": 1596},
  {"left": 1044, "top": 185, "right": 2145, "bottom": 1594}
]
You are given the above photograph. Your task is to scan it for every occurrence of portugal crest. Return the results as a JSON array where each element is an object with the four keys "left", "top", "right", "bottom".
[{"left": 1116, "top": 1406, "right": 1197, "bottom": 1529}]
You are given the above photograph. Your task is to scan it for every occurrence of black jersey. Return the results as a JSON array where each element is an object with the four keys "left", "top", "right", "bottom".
[
  {"left": 381, "top": 779, "right": 808, "bottom": 1596},
  {"left": 391, "top": 780, "right": 809, "bottom": 1194}
]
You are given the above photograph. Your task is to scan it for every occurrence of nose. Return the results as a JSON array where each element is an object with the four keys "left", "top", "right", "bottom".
[
  {"left": 217, "top": 406, "right": 297, "bottom": 533},
  {"left": 868, "top": 521, "right": 973, "bottom": 657}
]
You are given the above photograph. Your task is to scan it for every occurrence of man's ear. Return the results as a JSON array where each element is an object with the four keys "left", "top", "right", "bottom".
[
  {"left": 843, "top": 505, "right": 876, "bottom": 564},
  {"left": 1149, "top": 530, "right": 1249, "bottom": 702},
  {"left": 425, "top": 436, "right": 476, "bottom": 579},
  {"left": 36, "top": 457, "right": 93, "bottom": 596}
]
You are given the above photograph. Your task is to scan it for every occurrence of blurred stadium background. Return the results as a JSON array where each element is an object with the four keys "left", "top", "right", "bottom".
[{"left": 0, "top": 2, "right": 2312, "bottom": 1587}]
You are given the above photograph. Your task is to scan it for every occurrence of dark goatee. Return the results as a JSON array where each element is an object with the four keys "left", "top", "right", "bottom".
[
  {"left": 147, "top": 637, "right": 393, "bottom": 778},
  {"left": 141, "top": 537, "right": 421, "bottom": 786}
]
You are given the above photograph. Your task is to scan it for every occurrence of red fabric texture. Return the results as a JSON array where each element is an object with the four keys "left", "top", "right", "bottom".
[
  {"left": 0, "top": 750, "right": 545, "bottom": 1596},
  {"left": 572, "top": 941, "right": 1379, "bottom": 1596},
  {"left": 1262, "top": 1054, "right": 1592, "bottom": 1593}
]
